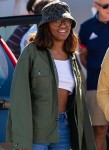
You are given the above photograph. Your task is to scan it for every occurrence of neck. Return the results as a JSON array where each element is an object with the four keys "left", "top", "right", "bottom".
[
  {"left": 50, "top": 42, "right": 68, "bottom": 60},
  {"left": 51, "top": 41, "right": 64, "bottom": 52}
]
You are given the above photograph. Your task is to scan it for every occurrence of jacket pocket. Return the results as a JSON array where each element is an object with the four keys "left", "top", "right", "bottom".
[
  {"left": 32, "top": 101, "right": 49, "bottom": 129},
  {"left": 31, "top": 68, "right": 50, "bottom": 91}
]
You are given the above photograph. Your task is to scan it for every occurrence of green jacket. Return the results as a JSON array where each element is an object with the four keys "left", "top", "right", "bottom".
[{"left": 6, "top": 42, "right": 96, "bottom": 150}]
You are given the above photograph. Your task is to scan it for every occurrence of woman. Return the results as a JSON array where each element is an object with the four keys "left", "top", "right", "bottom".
[
  {"left": 7, "top": 1, "right": 96, "bottom": 150},
  {"left": 97, "top": 48, "right": 109, "bottom": 122}
]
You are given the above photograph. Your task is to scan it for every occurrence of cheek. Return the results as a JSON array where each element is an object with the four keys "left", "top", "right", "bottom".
[
  {"left": 49, "top": 26, "right": 56, "bottom": 35},
  {"left": 99, "top": 11, "right": 106, "bottom": 18},
  {"left": 100, "top": 10, "right": 107, "bottom": 15},
  {"left": 105, "top": 12, "right": 109, "bottom": 18},
  {"left": 102, "top": 12, "right": 109, "bottom": 19},
  {"left": 49, "top": 27, "right": 58, "bottom": 37},
  {"left": 48, "top": 23, "right": 55, "bottom": 31},
  {"left": 67, "top": 27, "right": 72, "bottom": 35}
]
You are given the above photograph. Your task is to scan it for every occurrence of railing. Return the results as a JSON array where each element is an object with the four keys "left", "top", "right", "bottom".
[{"left": 0, "top": 14, "right": 42, "bottom": 27}]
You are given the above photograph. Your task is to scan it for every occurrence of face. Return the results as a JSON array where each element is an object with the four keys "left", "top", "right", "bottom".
[
  {"left": 48, "top": 18, "right": 72, "bottom": 43},
  {"left": 94, "top": 0, "right": 109, "bottom": 22}
]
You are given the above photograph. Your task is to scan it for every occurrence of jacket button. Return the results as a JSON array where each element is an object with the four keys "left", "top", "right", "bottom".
[
  {"left": 56, "top": 118, "right": 58, "bottom": 121},
  {"left": 14, "top": 143, "right": 18, "bottom": 148}
]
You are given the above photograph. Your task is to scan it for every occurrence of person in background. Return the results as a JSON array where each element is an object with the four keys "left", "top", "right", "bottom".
[
  {"left": 20, "top": 0, "right": 54, "bottom": 52},
  {"left": 26, "top": 0, "right": 36, "bottom": 14},
  {"left": 79, "top": 0, "right": 109, "bottom": 150},
  {"left": 6, "top": 1, "right": 96, "bottom": 150},
  {"left": 97, "top": 48, "right": 109, "bottom": 122},
  {"left": 6, "top": 0, "right": 35, "bottom": 59},
  {"left": 62, "top": 0, "right": 92, "bottom": 33}
]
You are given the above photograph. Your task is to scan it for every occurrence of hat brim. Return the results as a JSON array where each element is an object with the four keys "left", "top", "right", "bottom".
[
  {"left": 61, "top": 13, "right": 76, "bottom": 28},
  {"left": 38, "top": 12, "right": 76, "bottom": 28}
]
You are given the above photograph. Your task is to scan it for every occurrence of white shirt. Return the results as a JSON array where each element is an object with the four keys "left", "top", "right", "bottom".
[{"left": 54, "top": 59, "right": 75, "bottom": 93}]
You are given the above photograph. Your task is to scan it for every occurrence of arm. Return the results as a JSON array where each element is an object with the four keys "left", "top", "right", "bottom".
[
  {"left": 6, "top": 44, "right": 35, "bottom": 150},
  {"left": 78, "top": 24, "right": 88, "bottom": 69},
  {"left": 79, "top": 44, "right": 87, "bottom": 69},
  {"left": 97, "top": 48, "right": 109, "bottom": 122}
]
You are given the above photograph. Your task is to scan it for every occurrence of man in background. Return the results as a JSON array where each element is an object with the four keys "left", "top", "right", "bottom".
[{"left": 63, "top": 0, "right": 92, "bottom": 32}]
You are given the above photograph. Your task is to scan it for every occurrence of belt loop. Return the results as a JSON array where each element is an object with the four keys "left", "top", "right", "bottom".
[{"left": 65, "top": 112, "right": 68, "bottom": 119}]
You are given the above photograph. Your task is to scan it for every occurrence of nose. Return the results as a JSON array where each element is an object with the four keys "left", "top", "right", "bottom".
[{"left": 60, "top": 21, "right": 66, "bottom": 27}]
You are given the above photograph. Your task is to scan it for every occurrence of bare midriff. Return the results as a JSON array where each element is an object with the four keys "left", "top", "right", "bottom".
[{"left": 58, "top": 88, "right": 69, "bottom": 112}]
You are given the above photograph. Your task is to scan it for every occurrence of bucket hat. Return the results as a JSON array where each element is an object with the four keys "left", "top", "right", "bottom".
[{"left": 38, "top": 1, "right": 76, "bottom": 28}]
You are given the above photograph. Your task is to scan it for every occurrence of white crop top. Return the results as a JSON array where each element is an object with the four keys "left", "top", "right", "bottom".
[{"left": 54, "top": 59, "right": 75, "bottom": 93}]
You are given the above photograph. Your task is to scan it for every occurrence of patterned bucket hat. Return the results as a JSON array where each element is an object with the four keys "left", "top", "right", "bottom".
[{"left": 38, "top": 1, "right": 76, "bottom": 28}]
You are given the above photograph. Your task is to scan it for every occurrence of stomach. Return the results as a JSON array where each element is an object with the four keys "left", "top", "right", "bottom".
[{"left": 58, "top": 88, "right": 69, "bottom": 112}]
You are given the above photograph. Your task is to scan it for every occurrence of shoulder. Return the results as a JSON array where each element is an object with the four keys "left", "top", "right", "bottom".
[
  {"left": 80, "top": 16, "right": 97, "bottom": 28},
  {"left": 19, "top": 42, "right": 38, "bottom": 60},
  {"left": 79, "top": 16, "right": 97, "bottom": 38},
  {"left": 25, "top": 41, "right": 36, "bottom": 48},
  {"left": 24, "top": 42, "right": 38, "bottom": 53},
  {"left": 105, "top": 48, "right": 109, "bottom": 58},
  {"left": 101, "top": 48, "right": 109, "bottom": 68}
]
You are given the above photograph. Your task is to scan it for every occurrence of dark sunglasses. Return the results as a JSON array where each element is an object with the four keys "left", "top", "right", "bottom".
[{"left": 96, "top": 2, "right": 109, "bottom": 9}]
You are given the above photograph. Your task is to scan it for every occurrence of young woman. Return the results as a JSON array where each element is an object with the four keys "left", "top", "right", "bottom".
[{"left": 7, "top": 1, "right": 96, "bottom": 150}]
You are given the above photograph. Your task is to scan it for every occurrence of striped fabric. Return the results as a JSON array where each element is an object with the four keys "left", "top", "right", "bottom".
[{"left": 6, "top": 25, "right": 30, "bottom": 59}]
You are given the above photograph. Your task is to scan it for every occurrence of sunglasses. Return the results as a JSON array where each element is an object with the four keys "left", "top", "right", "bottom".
[{"left": 96, "top": 2, "right": 109, "bottom": 9}]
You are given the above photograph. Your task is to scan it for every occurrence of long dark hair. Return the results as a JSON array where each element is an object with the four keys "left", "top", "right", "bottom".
[{"left": 30, "top": 23, "right": 78, "bottom": 54}]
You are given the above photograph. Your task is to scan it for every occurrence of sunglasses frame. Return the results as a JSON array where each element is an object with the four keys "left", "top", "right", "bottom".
[
  {"left": 96, "top": 2, "right": 109, "bottom": 9},
  {"left": 52, "top": 19, "right": 72, "bottom": 27}
]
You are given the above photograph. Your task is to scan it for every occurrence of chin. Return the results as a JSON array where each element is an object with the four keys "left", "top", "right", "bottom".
[{"left": 58, "top": 38, "right": 67, "bottom": 42}]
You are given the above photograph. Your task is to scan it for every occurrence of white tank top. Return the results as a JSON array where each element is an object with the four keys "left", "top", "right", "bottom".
[{"left": 54, "top": 59, "right": 75, "bottom": 93}]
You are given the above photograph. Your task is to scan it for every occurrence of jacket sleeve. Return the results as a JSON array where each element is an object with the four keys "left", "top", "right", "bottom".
[
  {"left": 97, "top": 48, "right": 109, "bottom": 122},
  {"left": 6, "top": 44, "right": 35, "bottom": 150}
]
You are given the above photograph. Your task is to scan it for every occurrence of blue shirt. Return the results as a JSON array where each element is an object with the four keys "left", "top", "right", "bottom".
[{"left": 79, "top": 16, "right": 109, "bottom": 90}]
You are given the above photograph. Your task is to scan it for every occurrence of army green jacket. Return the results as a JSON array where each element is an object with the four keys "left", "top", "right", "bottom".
[{"left": 7, "top": 42, "right": 96, "bottom": 150}]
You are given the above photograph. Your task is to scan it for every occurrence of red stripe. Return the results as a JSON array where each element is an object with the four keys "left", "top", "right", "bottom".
[
  {"left": 79, "top": 43, "right": 87, "bottom": 49},
  {"left": 0, "top": 38, "right": 17, "bottom": 67}
]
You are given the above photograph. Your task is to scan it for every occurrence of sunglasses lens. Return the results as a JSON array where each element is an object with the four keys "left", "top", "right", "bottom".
[
  {"left": 103, "top": 4, "right": 109, "bottom": 9},
  {"left": 96, "top": 2, "right": 109, "bottom": 9}
]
